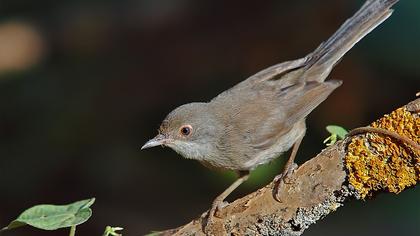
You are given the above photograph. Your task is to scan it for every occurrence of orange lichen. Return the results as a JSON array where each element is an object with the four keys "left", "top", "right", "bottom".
[{"left": 345, "top": 107, "right": 419, "bottom": 199}]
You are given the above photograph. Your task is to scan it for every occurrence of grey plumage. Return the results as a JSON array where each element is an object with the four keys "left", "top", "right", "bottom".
[
  {"left": 145, "top": 0, "right": 397, "bottom": 171},
  {"left": 141, "top": 0, "right": 398, "bottom": 229}
]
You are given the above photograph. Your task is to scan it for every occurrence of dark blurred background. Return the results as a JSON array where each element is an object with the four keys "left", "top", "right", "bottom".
[{"left": 0, "top": 0, "right": 418, "bottom": 235}]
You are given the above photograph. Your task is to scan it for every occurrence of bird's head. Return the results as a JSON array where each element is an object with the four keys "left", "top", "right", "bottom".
[{"left": 141, "top": 103, "right": 220, "bottom": 161}]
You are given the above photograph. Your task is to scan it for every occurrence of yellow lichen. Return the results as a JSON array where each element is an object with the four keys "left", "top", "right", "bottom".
[{"left": 345, "top": 107, "right": 419, "bottom": 199}]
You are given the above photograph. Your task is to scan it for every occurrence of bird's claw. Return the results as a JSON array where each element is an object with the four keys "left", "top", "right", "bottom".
[
  {"left": 273, "top": 162, "right": 298, "bottom": 202},
  {"left": 204, "top": 200, "right": 228, "bottom": 234}
]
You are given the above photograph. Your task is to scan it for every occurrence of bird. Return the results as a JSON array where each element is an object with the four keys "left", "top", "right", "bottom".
[{"left": 141, "top": 0, "right": 398, "bottom": 232}]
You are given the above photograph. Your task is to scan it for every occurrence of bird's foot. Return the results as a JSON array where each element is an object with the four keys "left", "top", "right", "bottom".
[
  {"left": 273, "top": 162, "right": 298, "bottom": 202},
  {"left": 204, "top": 200, "right": 228, "bottom": 234}
]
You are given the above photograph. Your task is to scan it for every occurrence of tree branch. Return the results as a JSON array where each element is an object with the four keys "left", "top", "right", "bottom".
[{"left": 155, "top": 98, "right": 419, "bottom": 236}]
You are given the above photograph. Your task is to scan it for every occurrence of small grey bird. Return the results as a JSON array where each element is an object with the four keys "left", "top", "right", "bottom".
[{"left": 142, "top": 0, "right": 398, "bottom": 231}]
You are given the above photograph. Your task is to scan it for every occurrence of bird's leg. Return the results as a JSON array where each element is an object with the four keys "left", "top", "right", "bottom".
[
  {"left": 273, "top": 134, "right": 304, "bottom": 202},
  {"left": 204, "top": 171, "right": 250, "bottom": 233}
]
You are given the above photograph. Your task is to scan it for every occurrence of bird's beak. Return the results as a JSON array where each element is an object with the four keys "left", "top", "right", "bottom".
[{"left": 141, "top": 134, "right": 168, "bottom": 150}]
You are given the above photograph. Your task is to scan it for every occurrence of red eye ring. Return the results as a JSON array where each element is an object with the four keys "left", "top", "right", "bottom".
[{"left": 179, "top": 125, "right": 193, "bottom": 136}]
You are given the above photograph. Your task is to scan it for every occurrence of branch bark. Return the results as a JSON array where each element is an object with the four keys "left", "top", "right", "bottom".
[{"left": 155, "top": 98, "right": 419, "bottom": 236}]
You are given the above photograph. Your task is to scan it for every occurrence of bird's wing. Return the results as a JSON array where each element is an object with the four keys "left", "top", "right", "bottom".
[{"left": 211, "top": 78, "right": 341, "bottom": 158}]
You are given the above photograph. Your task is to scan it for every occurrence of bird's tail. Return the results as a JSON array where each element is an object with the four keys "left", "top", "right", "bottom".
[{"left": 303, "top": 0, "right": 398, "bottom": 82}]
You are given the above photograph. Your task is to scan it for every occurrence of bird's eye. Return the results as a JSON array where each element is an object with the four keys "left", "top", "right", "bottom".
[{"left": 179, "top": 125, "right": 192, "bottom": 136}]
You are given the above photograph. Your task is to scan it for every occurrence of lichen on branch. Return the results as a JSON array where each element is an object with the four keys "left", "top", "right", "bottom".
[{"left": 346, "top": 105, "right": 419, "bottom": 199}]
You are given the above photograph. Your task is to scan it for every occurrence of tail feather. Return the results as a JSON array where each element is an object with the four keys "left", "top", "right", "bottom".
[{"left": 303, "top": 0, "right": 398, "bottom": 82}]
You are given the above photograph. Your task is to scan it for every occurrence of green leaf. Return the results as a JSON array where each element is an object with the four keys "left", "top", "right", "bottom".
[
  {"left": 2, "top": 198, "right": 95, "bottom": 231},
  {"left": 323, "top": 125, "right": 349, "bottom": 146},
  {"left": 326, "top": 125, "right": 348, "bottom": 139},
  {"left": 103, "top": 226, "right": 124, "bottom": 236}
]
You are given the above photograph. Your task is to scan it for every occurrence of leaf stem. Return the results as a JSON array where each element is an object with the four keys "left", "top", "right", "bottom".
[{"left": 69, "top": 225, "right": 76, "bottom": 236}]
